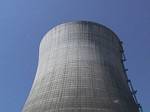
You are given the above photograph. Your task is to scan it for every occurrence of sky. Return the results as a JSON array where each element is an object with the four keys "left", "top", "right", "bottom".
[{"left": 0, "top": 0, "right": 149, "bottom": 112}]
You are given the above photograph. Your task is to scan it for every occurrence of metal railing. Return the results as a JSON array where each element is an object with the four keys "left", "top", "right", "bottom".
[{"left": 119, "top": 41, "right": 143, "bottom": 112}]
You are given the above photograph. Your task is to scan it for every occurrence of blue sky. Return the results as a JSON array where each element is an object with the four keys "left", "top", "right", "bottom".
[{"left": 0, "top": 0, "right": 149, "bottom": 111}]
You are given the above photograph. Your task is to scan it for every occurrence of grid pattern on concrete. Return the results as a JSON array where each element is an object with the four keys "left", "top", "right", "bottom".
[{"left": 22, "top": 21, "right": 139, "bottom": 112}]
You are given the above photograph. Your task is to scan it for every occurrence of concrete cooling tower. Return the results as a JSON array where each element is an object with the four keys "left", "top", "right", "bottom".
[{"left": 22, "top": 21, "right": 141, "bottom": 112}]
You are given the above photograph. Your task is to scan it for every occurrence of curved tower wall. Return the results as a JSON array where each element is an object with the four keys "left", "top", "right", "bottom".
[{"left": 22, "top": 21, "right": 139, "bottom": 112}]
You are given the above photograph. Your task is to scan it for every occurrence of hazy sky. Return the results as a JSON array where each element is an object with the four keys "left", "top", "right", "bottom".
[{"left": 0, "top": 0, "right": 149, "bottom": 111}]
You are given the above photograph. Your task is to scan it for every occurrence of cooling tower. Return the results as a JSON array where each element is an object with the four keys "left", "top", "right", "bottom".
[{"left": 22, "top": 21, "right": 140, "bottom": 112}]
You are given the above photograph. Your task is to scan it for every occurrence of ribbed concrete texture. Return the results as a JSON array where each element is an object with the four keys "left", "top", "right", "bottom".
[{"left": 22, "top": 21, "right": 139, "bottom": 112}]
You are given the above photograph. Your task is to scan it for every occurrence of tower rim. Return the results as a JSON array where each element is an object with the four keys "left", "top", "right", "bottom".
[{"left": 41, "top": 20, "right": 121, "bottom": 43}]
